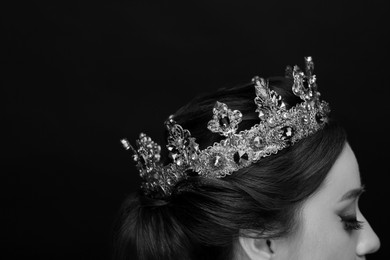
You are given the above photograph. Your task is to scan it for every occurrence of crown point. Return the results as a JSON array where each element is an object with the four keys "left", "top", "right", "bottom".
[
  {"left": 165, "top": 115, "right": 176, "bottom": 128},
  {"left": 251, "top": 76, "right": 260, "bottom": 84},
  {"left": 120, "top": 138, "right": 130, "bottom": 150},
  {"left": 208, "top": 102, "right": 242, "bottom": 136}
]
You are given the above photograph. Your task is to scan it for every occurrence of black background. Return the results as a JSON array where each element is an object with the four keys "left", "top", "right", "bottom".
[{"left": 3, "top": 0, "right": 389, "bottom": 259}]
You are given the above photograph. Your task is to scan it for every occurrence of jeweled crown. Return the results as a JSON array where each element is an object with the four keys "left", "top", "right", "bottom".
[{"left": 121, "top": 57, "right": 330, "bottom": 198}]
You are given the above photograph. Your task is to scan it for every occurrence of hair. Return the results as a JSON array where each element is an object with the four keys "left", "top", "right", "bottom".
[{"left": 112, "top": 76, "right": 347, "bottom": 260}]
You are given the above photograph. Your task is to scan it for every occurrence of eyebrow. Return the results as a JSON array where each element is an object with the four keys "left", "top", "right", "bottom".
[{"left": 339, "top": 185, "right": 366, "bottom": 202}]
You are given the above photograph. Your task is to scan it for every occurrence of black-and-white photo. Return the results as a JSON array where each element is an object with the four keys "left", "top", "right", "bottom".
[{"left": 3, "top": 1, "right": 389, "bottom": 259}]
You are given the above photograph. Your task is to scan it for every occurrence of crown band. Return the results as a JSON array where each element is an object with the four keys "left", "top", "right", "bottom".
[{"left": 121, "top": 57, "right": 330, "bottom": 198}]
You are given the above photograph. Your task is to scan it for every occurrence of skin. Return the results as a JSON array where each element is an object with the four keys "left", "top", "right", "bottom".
[
  {"left": 237, "top": 143, "right": 381, "bottom": 259},
  {"left": 271, "top": 143, "right": 381, "bottom": 260}
]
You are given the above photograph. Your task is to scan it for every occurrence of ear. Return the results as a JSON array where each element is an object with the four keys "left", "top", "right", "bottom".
[{"left": 238, "top": 235, "right": 274, "bottom": 260}]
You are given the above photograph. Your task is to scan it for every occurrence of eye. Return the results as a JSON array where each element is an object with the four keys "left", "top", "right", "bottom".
[{"left": 340, "top": 215, "right": 363, "bottom": 231}]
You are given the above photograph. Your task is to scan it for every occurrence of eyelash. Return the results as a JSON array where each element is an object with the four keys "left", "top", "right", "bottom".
[{"left": 341, "top": 216, "right": 364, "bottom": 231}]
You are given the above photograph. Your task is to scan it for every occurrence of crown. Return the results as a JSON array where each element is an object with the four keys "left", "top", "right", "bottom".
[{"left": 121, "top": 57, "right": 330, "bottom": 198}]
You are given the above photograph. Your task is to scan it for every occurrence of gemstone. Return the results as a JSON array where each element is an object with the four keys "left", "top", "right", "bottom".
[
  {"left": 176, "top": 138, "right": 184, "bottom": 147},
  {"left": 168, "top": 146, "right": 179, "bottom": 160},
  {"left": 233, "top": 110, "right": 243, "bottom": 122},
  {"left": 292, "top": 84, "right": 300, "bottom": 95},
  {"left": 301, "top": 115, "right": 309, "bottom": 124},
  {"left": 281, "top": 126, "right": 294, "bottom": 141},
  {"left": 304, "top": 91, "right": 313, "bottom": 100},
  {"left": 233, "top": 152, "right": 240, "bottom": 164},
  {"left": 176, "top": 158, "right": 183, "bottom": 166},
  {"left": 207, "top": 121, "right": 220, "bottom": 133},
  {"left": 213, "top": 154, "right": 223, "bottom": 167},
  {"left": 233, "top": 151, "right": 249, "bottom": 165},
  {"left": 252, "top": 136, "right": 263, "bottom": 148},
  {"left": 258, "top": 110, "right": 266, "bottom": 120},
  {"left": 139, "top": 155, "right": 146, "bottom": 166},
  {"left": 190, "top": 153, "right": 198, "bottom": 160},
  {"left": 188, "top": 141, "right": 199, "bottom": 153},
  {"left": 315, "top": 112, "right": 325, "bottom": 124},
  {"left": 219, "top": 116, "right": 230, "bottom": 128}
]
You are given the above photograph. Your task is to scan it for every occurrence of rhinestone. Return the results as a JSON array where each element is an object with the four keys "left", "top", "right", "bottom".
[
  {"left": 233, "top": 151, "right": 249, "bottom": 165},
  {"left": 233, "top": 152, "right": 240, "bottom": 164},
  {"left": 213, "top": 155, "right": 223, "bottom": 167},
  {"left": 176, "top": 158, "right": 183, "bottom": 166},
  {"left": 168, "top": 146, "right": 179, "bottom": 160},
  {"left": 219, "top": 116, "right": 230, "bottom": 129},
  {"left": 139, "top": 155, "right": 146, "bottom": 166},
  {"left": 301, "top": 115, "right": 309, "bottom": 124},
  {"left": 281, "top": 126, "right": 294, "bottom": 141},
  {"left": 258, "top": 110, "right": 266, "bottom": 120},
  {"left": 315, "top": 112, "right": 325, "bottom": 124},
  {"left": 207, "top": 121, "right": 219, "bottom": 133},
  {"left": 252, "top": 136, "right": 263, "bottom": 148}
]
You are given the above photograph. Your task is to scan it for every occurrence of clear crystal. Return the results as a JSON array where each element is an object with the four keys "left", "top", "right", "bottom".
[{"left": 219, "top": 116, "right": 230, "bottom": 128}]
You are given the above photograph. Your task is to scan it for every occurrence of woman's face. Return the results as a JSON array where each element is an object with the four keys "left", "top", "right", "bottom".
[{"left": 273, "top": 143, "right": 380, "bottom": 260}]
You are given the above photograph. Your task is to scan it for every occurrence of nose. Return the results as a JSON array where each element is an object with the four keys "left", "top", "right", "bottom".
[{"left": 356, "top": 215, "right": 381, "bottom": 256}]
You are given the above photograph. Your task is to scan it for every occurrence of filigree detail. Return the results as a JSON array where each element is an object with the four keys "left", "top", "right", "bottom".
[
  {"left": 207, "top": 101, "right": 243, "bottom": 137},
  {"left": 165, "top": 115, "right": 200, "bottom": 167}
]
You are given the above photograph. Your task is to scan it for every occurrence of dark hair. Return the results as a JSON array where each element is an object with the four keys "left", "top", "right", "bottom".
[{"left": 112, "top": 77, "right": 347, "bottom": 260}]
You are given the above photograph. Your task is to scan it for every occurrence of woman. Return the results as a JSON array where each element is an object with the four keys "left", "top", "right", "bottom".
[{"left": 114, "top": 57, "right": 380, "bottom": 260}]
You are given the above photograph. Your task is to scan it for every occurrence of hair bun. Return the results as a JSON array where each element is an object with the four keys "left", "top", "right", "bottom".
[{"left": 140, "top": 191, "right": 170, "bottom": 207}]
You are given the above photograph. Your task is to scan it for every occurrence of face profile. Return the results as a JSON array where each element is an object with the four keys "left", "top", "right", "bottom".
[{"left": 239, "top": 143, "right": 380, "bottom": 259}]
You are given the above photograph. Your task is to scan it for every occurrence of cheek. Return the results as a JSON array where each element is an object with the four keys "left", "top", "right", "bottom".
[{"left": 295, "top": 216, "right": 358, "bottom": 260}]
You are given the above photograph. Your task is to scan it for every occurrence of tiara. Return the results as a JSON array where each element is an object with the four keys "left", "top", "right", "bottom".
[{"left": 121, "top": 57, "right": 330, "bottom": 198}]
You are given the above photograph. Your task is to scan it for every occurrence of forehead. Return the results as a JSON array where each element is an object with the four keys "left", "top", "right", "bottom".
[
  {"left": 324, "top": 143, "right": 361, "bottom": 196},
  {"left": 311, "top": 143, "right": 362, "bottom": 207}
]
